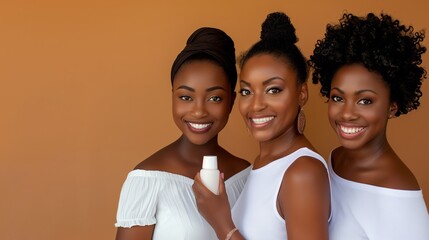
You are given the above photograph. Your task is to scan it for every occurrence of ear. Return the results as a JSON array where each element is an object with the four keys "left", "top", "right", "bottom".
[
  {"left": 229, "top": 91, "right": 236, "bottom": 113},
  {"left": 299, "top": 83, "right": 309, "bottom": 107},
  {"left": 389, "top": 102, "right": 398, "bottom": 118}
]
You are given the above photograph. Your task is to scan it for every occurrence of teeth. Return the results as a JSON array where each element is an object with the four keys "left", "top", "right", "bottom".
[
  {"left": 340, "top": 125, "right": 364, "bottom": 134},
  {"left": 251, "top": 116, "right": 274, "bottom": 124},
  {"left": 189, "top": 122, "right": 211, "bottom": 129}
]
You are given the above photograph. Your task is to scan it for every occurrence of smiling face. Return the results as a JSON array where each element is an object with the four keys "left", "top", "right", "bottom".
[
  {"left": 238, "top": 54, "right": 307, "bottom": 143},
  {"left": 172, "top": 60, "right": 234, "bottom": 145},
  {"left": 329, "top": 64, "right": 398, "bottom": 150}
]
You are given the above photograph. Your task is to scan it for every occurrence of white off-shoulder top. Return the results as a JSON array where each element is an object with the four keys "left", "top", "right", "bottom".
[
  {"left": 115, "top": 166, "right": 251, "bottom": 240},
  {"left": 328, "top": 155, "right": 429, "bottom": 240}
]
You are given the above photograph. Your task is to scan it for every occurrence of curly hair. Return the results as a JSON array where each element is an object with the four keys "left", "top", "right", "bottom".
[
  {"left": 239, "top": 12, "right": 309, "bottom": 84},
  {"left": 308, "top": 13, "right": 426, "bottom": 116}
]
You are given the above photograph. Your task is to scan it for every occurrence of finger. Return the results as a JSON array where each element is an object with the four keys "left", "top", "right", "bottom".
[
  {"left": 194, "top": 172, "right": 201, "bottom": 181},
  {"left": 192, "top": 173, "right": 205, "bottom": 195},
  {"left": 193, "top": 173, "right": 214, "bottom": 197},
  {"left": 218, "top": 173, "right": 226, "bottom": 194}
]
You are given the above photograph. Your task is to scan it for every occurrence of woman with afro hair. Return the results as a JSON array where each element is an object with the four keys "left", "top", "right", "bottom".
[
  {"left": 309, "top": 13, "right": 429, "bottom": 239},
  {"left": 193, "top": 12, "right": 330, "bottom": 240}
]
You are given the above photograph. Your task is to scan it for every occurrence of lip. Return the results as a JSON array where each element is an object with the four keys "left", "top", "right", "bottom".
[
  {"left": 337, "top": 123, "right": 366, "bottom": 139},
  {"left": 186, "top": 121, "right": 213, "bottom": 133},
  {"left": 248, "top": 116, "right": 275, "bottom": 128}
]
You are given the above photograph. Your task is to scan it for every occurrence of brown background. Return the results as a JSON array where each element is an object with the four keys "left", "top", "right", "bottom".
[{"left": 1, "top": 1, "right": 428, "bottom": 239}]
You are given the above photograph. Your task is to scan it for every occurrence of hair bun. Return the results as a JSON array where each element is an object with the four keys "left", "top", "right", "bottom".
[
  {"left": 260, "top": 12, "right": 297, "bottom": 45},
  {"left": 171, "top": 27, "right": 237, "bottom": 87}
]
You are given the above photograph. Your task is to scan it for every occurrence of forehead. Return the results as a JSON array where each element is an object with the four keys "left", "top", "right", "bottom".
[
  {"left": 240, "top": 54, "right": 297, "bottom": 81},
  {"left": 173, "top": 60, "right": 230, "bottom": 89},
  {"left": 332, "top": 64, "right": 389, "bottom": 93}
]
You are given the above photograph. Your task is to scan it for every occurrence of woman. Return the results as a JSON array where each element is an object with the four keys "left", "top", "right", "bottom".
[
  {"left": 309, "top": 13, "right": 429, "bottom": 239},
  {"left": 115, "top": 27, "right": 250, "bottom": 240},
  {"left": 193, "top": 12, "right": 331, "bottom": 240}
]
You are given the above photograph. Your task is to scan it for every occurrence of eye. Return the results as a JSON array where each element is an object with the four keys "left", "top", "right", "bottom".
[
  {"left": 209, "top": 96, "right": 222, "bottom": 102},
  {"left": 266, "top": 87, "right": 282, "bottom": 94},
  {"left": 239, "top": 89, "right": 251, "bottom": 96},
  {"left": 358, "top": 99, "right": 372, "bottom": 105},
  {"left": 331, "top": 95, "right": 343, "bottom": 102},
  {"left": 179, "top": 96, "right": 192, "bottom": 101}
]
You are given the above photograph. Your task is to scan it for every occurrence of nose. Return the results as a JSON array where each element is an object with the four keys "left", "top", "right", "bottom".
[
  {"left": 339, "top": 102, "right": 358, "bottom": 121},
  {"left": 251, "top": 93, "right": 266, "bottom": 112},
  {"left": 191, "top": 100, "right": 208, "bottom": 118}
]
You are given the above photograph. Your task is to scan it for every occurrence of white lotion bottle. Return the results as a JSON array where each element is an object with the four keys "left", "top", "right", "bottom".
[{"left": 200, "top": 155, "right": 220, "bottom": 195}]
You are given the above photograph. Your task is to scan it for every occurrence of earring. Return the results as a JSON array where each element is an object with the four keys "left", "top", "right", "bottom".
[
  {"left": 297, "top": 107, "right": 306, "bottom": 135},
  {"left": 389, "top": 107, "right": 396, "bottom": 119}
]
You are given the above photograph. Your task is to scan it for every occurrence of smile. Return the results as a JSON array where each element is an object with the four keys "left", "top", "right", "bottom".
[
  {"left": 187, "top": 122, "right": 212, "bottom": 131},
  {"left": 251, "top": 116, "right": 274, "bottom": 125},
  {"left": 340, "top": 125, "right": 365, "bottom": 135}
]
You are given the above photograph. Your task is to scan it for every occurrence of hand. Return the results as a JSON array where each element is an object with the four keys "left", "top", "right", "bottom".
[{"left": 192, "top": 172, "right": 235, "bottom": 239}]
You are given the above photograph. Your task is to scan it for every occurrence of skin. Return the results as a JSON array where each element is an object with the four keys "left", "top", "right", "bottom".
[
  {"left": 329, "top": 64, "right": 419, "bottom": 190},
  {"left": 193, "top": 54, "right": 330, "bottom": 240},
  {"left": 116, "top": 60, "right": 249, "bottom": 240}
]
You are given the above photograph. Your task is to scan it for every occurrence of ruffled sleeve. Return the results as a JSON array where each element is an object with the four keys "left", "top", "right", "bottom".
[{"left": 115, "top": 170, "right": 162, "bottom": 228}]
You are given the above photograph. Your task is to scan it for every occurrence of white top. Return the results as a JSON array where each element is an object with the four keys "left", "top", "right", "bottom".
[
  {"left": 328, "top": 155, "right": 429, "bottom": 240},
  {"left": 231, "top": 148, "right": 328, "bottom": 240},
  {"left": 115, "top": 166, "right": 251, "bottom": 240}
]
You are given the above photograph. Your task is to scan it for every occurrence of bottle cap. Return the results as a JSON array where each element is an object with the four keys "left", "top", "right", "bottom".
[{"left": 202, "top": 155, "right": 218, "bottom": 170}]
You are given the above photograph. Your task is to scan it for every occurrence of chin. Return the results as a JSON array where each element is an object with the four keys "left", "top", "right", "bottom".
[
  {"left": 251, "top": 132, "right": 274, "bottom": 143},
  {"left": 337, "top": 140, "right": 365, "bottom": 151}
]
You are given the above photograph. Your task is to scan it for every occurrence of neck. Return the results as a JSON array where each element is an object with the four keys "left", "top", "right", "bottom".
[
  {"left": 337, "top": 135, "right": 392, "bottom": 168},
  {"left": 174, "top": 135, "right": 224, "bottom": 165},
  {"left": 255, "top": 128, "right": 303, "bottom": 167}
]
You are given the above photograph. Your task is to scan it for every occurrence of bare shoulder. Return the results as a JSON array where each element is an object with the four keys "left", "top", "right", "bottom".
[
  {"left": 378, "top": 156, "right": 420, "bottom": 190},
  {"left": 227, "top": 154, "right": 251, "bottom": 169},
  {"left": 217, "top": 151, "right": 250, "bottom": 180},
  {"left": 134, "top": 145, "right": 175, "bottom": 171},
  {"left": 285, "top": 155, "right": 328, "bottom": 183},
  {"left": 277, "top": 155, "right": 331, "bottom": 228},
  {"left": 279, "top": 155, "right": 330, "bottom": 203}
]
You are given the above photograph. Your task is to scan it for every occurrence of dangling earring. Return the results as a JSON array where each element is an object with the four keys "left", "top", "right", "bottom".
[{"left": 297, "top": 107, "right": 306, "bottom": 135}]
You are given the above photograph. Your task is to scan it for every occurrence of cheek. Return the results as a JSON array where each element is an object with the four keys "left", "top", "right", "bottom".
[
  {"left": 365, "top": 110, "right": 388, "bottom": 125},
  {"left": 211, "top": 104, "right": 230, "bottom": 120},
  {"left": 271, "top": 96, "right": 296, "bottom": 115},
  {"left": 172, "top": 101, "right": 188, "bottom": 118},
  {"left": 327, "top": 104, "right": 338, "bottom": 123}
]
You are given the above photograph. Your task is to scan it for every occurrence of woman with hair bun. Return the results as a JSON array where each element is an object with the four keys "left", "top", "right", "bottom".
[
  {"left": 114, "top": 27, "right": 250, "bottom": 240},
  {"left": 193, "top": 12, "right": 331, "bottom": 240},
  {"left": 309, "top": 13, "right": 429, "bottom": 239}
]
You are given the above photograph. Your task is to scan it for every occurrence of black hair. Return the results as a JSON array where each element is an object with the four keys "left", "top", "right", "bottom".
[
  {"left": 171, "top": 27, "right": 237, "bottom": 91},
  {"left": 309, "top": 13, "right": 426, "bottom": 116},
  {"left": 239, "top": 12, "right": 308, "bottom": 84}
]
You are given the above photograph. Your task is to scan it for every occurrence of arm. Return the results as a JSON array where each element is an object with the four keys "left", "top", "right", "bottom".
[
  {"left": 192, "top": 173, "right": 245, "bottom": 240},
  {"left": 279, "top": 157, "right": 330, "bottom": 240},
  {"left": 116, "top": 225, "right": 155, "bottom": 240}
]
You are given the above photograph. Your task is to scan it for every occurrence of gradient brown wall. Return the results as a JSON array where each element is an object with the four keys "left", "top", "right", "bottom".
[{"left": 1, "top": 1, "right": 428, "bottom": 239}]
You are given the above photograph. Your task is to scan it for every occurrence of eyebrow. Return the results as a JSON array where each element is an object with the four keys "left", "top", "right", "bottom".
[
  {"left": 240, "top": 77, "right": 285, "bottom": 86},
  {"left": 331, "top": 87, "right": 378, "bottom": 95},
  {"left": 176, "top": 85, "right": 226, "bottom": 92}
]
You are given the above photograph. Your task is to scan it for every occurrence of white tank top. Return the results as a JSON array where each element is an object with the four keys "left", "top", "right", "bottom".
[{"left": 231, "top": 148, "right": 328, "bottom": 240}]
